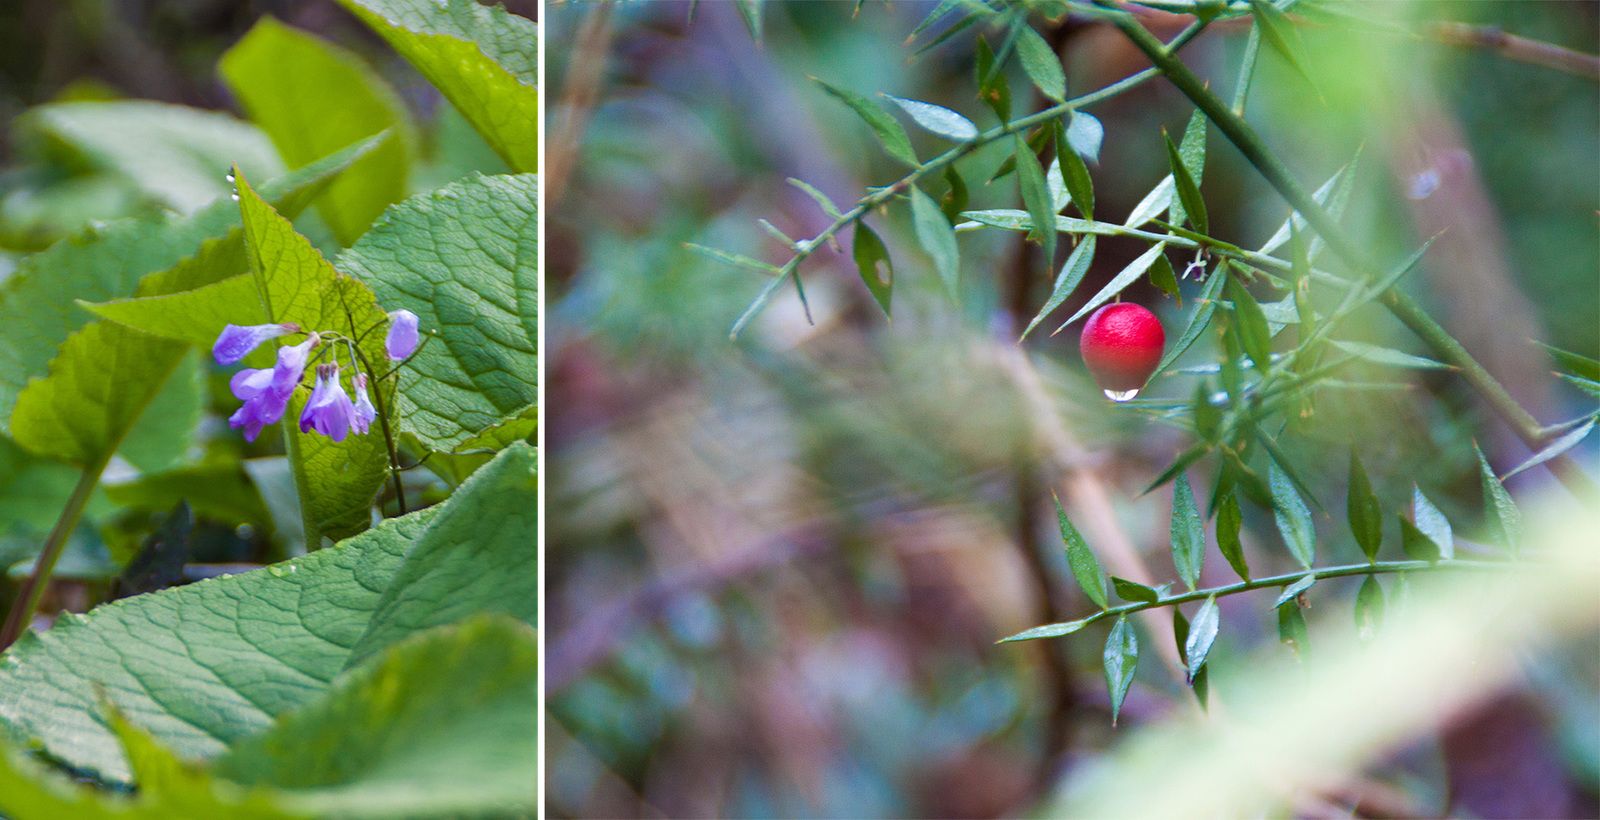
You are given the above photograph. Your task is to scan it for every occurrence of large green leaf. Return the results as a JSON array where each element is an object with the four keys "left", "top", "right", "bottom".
[
  {"left": 0, "top": 509, "right": 437, "bottom": 783},
  {"left": 218, "top": 616, "right": 537, "bottom": 818},
  {"left": 117, "top": 350, "right": 204, "bottom": 474},
  {"left": 0, "top": 435, "right": 110, "bottom": 535},
  {"left": 336, "top": 0, "right": 537, "bottom": 173},
  {"left": 335, "top": 173, "right": 538, "bottom": 453},
  {"left": 220, "top": 17, "right": 414, "bottom": 246},
  {"left": 345, "top": 442, "right": 536, "bottom": 668}
]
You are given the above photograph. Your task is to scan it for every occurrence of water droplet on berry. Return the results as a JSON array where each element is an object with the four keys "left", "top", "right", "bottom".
[{"left": 1103, "top": 388, "right": 1139, "bottom": 402}]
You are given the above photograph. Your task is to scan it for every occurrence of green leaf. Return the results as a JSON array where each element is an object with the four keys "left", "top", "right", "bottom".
[
  {"left": 1329, "top": 340, "right": 1452, "bottom": 371},
  {"left": 1143, "top": 443, "right": 1211, "bottom": 496},
  {"left": 1166, "top": 110, "right": 1207, "bottom": 233},
  {"left": 1277, "top": 598, "right": 1309, "bottom": 662},
  {"left": 910, "top": 186, "right": 961, "bottom": 298},
  {"left": 1111, "top": 575, "right": 1160, "bottom": 604},
  {"left": 1191, "top": 380, "right": 1220, "bottom": 441},
  {"left": 1225, "top": 273, "right": 1273, "bottom": 373},
  {"left": 23, "top": 100, "right": 283, "bottom": 215},
  {"left": 973, "top": 35, "right": 1010, "bottom": 122},
  {"left": 1274, "top": 573, "right": 1316, "bottom": 608},
  {"left": 1184, "top": 596, "right": 1219, "bottom": 683},
  {"left": 683, "top": 243, "right": 779, "bottom": 275},
  {"left": 235, "top": 171, "right": 390, "bottom": 543},
  {"left": 1055, "top": 126, "right": 1095, "bottom": 220},
  {"left": 1355, "top": 575, "right": 1384, "bottom": 640},
  {"left": 0, "top": 508, "right": 439, "bottom": 783},
  {"left": 1103, "top": 615, "right": 1139, "bottom": 725},
  {"left": 116, "top": 349, "right": 204, "bottom": 474},
  {"left": 345, "top": 443, "right": 536, "bottom": 668},
  {"left": 1473, "top": 441, "right": 1522, "bottom": 553},
  {"left": 413, "top": 405, "right": 535, "bottom": 488},
  {"left": 1559, "top": 373, "right": 1600, "bottom": 399},
  {"left": 1015, "top": 134, "right": 1057, "bottom": 271},
  {"left": 788, "top": 177, "right": 842, "bottom": 220},
  {"left": 1170, "top": 473, "right": 1204, "bottom": 590},
  {"left": 1164, "top": 129, "right": 1207, "bottom": 235},
  {"left": 1260, "top": 163, "right": 1352, "bottom": 256},
  {"left": 336, "top": 174, "right": 538, "bottom": 453},
  {"left": 104, "top": 462, "right": 272, "bottom": 528},
  {"left": 1152, "top": 260, "right": 1227, "bottom": 378},
  {"left": 734, "top": 0, "right": 764, "bottom": 42},
  {"left": 1347, "top": 449, "right": 1383, "bottom": 561},
  {"left": 1022, "top": 236, "right": 1095, "bottom": 341},
  {"left": 219, "top": 17, "right": 413, "bottom": 246},
  {"left": 1055, "top": 493, "right": 1107, "bottom": 609},
  {"left": 1015, "top": 25, "right": 1065, "bottom": 102},
  {"left": 940, "top": 165, "right": 970, "bottom": 224},
  {"left": 335, "top": 0, "right": 537, "bottom": 173},
  {"left": 217, "top": 616, "right": 537, "bottom": 818},
  {"left": 1125, "top": 176, "right": 1174, "bottom": 229},
  {"left": 852, "top": 221, "right": 894, "bottom": 317},
  {"left": 1411, "top": 487, "right": 1453, "bottom": 560},
  {"left": 814, "top": 79, "right": 917, "bottom": 166},
  {"left": 1398, "top": 513, "right": 1440, "bottom": 562},
  {"left": 1250, "top": 0, "right": 1318, "bottom": 89},
  {"left": 1057, "top": 242, "right": 1168, "bottom": 331},
  {"left": 1533, "top": 341, "right": 1600, "bottom": 382},
  {"left": 884, "top": 94, "right": 978, "bottom": 142},
  {"left": 1501, "top": 419, "right": 1596, "bottom": 481},
  {"left": 1269, "top": 462, "right": 1315, "bottom": 568},
  {"left": 998, "top": 617, "right": 1093, "bottom": 643},
  {"left": 1065, "top": 111, "right": 1103, "bottom": 164},
  {"left": 1216, "top": 492, "right": 1248, "bottom": 581}
]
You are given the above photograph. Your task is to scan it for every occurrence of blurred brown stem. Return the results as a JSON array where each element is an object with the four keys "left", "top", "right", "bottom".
[{"left": 547, "top": 1, "right": 614, "bottom": 209}]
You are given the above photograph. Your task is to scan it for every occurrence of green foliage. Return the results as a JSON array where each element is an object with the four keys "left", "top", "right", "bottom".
[
  {"left": 1346, "top": 450, "right": 1383, "bottom": 561},
  {"left": 852, "top": 222, "right": 895, "bottom": 316},
  {"left": 815, "top": 79, "right": 917, "bottom": 166},
  {"left": 1170, "top": 473, "right": 1205, "bottom": 590},
  {"left": 1055, "top": 494, "right": 1107, "bottom": 609},
  {"left": 1102, "top": 616, "right": 1138, "bottom": 725}
]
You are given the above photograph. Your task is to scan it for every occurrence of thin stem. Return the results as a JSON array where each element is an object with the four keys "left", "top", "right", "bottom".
[
  {"left": 728, "top": 18, "right": 1213, "bottom": 339},
  {"left": 1101, "top": 7, "right": 1600, "bottom": 501},
  {"left": 0, "top": 461, "right": 105, "bottom": 650},
  {"left": 346, "top": 344, "right": 408, "bottom": 516}
]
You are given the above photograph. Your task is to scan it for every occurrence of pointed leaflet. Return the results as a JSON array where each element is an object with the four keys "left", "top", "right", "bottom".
[
  {"left": 999, "top": 617, "right": 1093, "bottom": 643},
  {"left": 1473, "top": 442, "right": 1522, "bottom": 553},
  {"left": 1249, "top": 0, "right": 1318, "bottom": 90},
  {"left": 1355, "top": 575, "right": 1384, "bottom": 640},
  {"left": 1329, "top": 340, "right": 1451, "bottom": 371},
  {"left": 973, "top": 35, "right": 1010, "bottom": 122},
  {"left": 1055, "top": 493, "right": 1107, "bottom": 609},
  {"left": 335, "top": 174, "right": 538, "bottom": 453},
  {"left": 1065, "top": 111, "right": 1104, "bottom": 164},
  {"left": 1111, "top": 576, "right": 1160, "bottom": 604},
  {"left": 910, "top": 186, "right": 961, "bottom": 297},
  {"left": 1166, "top": 110, "right": 1206, "bottom": 232},
  {"left": 1164, "top": 129, "right": 1207, "bottom": 235},
  {"left": 1347, "top": 449, "right": 1383, "bottom": 561},
  {"left": 1534, "top": 341, "right": 1600, "bottom": 382},
  {"left": 335, "top": 0, "right": 536, "bottom": 173},
  {"left": 1022, "top": 236, "right": 1095, "bottom": 341},
  {"left": 1149, "top": 253, "right": 1180, "bottom": 303},
  {"left": 1216, "top": 492, "right": 1249, "bottom": 580},
  {"left": 1191, "top": 380, "right": 1221, "bottom": 441},
  {"left": 220, "top": 17, "right": 413, "bottom": 246},
  {"left": 1170, "top": 473, "right": 1204, "bottom": 590},
  {"left": 1125, "top": 176, "right": 1175, "bottom": 229},
  {"left": 1278, "top": 598, "right": 1309, "bottom": 662},
  {"left": 1152, "top": 261, "right": 1227, "bottom": 378},
  {"left": 1412, "top": 487, "right": 1453, "bottom": 560},
  {"left": 815, "top": 79, "right": 917, "bottom": 166},
  {"left": 788, "top": 177, "right": 842, "bottom": 220},
  {"left": 1057, "top": 243, "right": 1169, "bottom": 331},
  {"left": 1103, "top": 615, "right": 1138, "bottom": 725},
  {"left": 940, "top": 165, "right": 970, "bottom": 224},
  {"left": 1015, "top": 24, "right": 1065, "bottom": 102},
  {"left": 235, "top": 171, "right": 390, "bottom": 543},
  {"left": 852, "top": 222, "right": 894, "bottom": 317},
  {"left": 1184, "top": 596, "right": 1219, "bottom": 683},
  {"left": 1015, "top": 134, "right": 1057, "bottom": 271},
  {"left": 1399, "top": 514, "right": 1440, "bottom": 562},
  {"left": 1500, "top": 419, "right": 1596, "bottom": 481},
  {"left": 1260, "top": 163, "right": 1352, "bottom": 255},
  {"left": 1274, "top": 573, "right": 1316, "bottom": 608},
  {"left": 1269, "top": 462, "right": 1315, "bottom": 568},
  {"left": 734, "top": 0, "right": 763, "bottom": 43},
  {"left": 884, "top": 94, "right": 978, "bottom": 142},
  {"left": 1054, "top": 120, "right": 1095, "bottom": 220},
  {"left": 1225, "top": 273, "right": 1273, "bottom": 373}
]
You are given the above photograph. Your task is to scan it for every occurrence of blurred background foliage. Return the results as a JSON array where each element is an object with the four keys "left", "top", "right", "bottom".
[{"left": 546, "top": 1, "right": 1596, "bottom": 817}]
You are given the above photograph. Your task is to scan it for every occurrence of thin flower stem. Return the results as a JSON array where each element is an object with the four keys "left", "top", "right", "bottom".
[
  {"left": 728, "top": 18, "right": 1213, "bottom": 340},
  {"left": 1100, "top": 6, "right": 1600, "bottom": 501},
  {"left": 346, "top": 343, "right": 407, "bottom": 516},
  {"left": 0, "top": 460, "right": 106, "bottom": 650}
]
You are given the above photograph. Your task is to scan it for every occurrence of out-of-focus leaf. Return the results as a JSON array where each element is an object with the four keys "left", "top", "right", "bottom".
[
  {"left": 1125, "top": 176, "right": 1174, "bottom": 229},
  {"left": 1501, "top": 419, "right": 1596, "bottom": 480},
  {"left": 883, "top": 94, "right": 978, "bottom": 142},
  {"left": 1184, "top": 596, "right": 1219, "bottom": 683},
  {"left": 1399, "top": 514, "right": 1440, "bottom": 562},
  {"left": 1355, "top": 575, "right": 1384, "bottom": 640},
  {"left": 1225, "top": 274, "right": 1272, "bottom": 373},
  {"left": 734, "top": 0, "right": 763, "bottom": 43},
  {"left": 1055, "top": 493, "right": 1107, "bottom": 609},
  {"left": 1149, "top": 253, "right": 1180, "bottom": 303},
  {"left": 1347, "top": 449, "right": 1383, "bottom": 561},
  {"left": 940, "top": 165, "right": 969, "bottom": 225},
  {"left": 1559, "top": 373, "right": 1600, "bottom": 398},
  {"left": 815, "top": 79, "right": 917, "bottom": 166},
  {"left": 910, "top": 186, "right": 960, "bottom": 298},
  {"left": 1153, "top": 261, "right": 1226, "bottom": 377},
  {"left": 1057, "top": 242, "right": 1167, "bottom": 330},
  {"left": 1191, "top": 380, "right": 1220, "bottom": 442},
  {"left": 1275, "top": 573, "right": 1316, "bottom": 608},
  {"left": 1411, "top": 487, "right": 1453, "bottom": 560},
  {"left": 684, "top": 243, "right": 779, "bottom": 274},
  {"left": 1065, "top": 111, "right": 1104, "bottom": 164},
  {"left": 788, "top": 177, "right": 842, "bottom": 220},
  {"left": 1103, "top": 615, "right": 1139, "bottom": 725},
  {"left": 1277, "top": 598, "right": 1309, "bottom": 662},
  {"left": 1166, "top": 110, "right": 1206, "bottom": 232},
  {"left": 1164, "top": 129, "right": 1207, "bottom": 235},
  {"left": 1260, "top": 163, "right": 1350, "bottom": 255},
  {"left": 1329, "top": 340, "right": 1452, "bottom": 371},
  {"left": 1250, "top": 0, "right": 1317, "bottom": 89},
  {"left": 1015, "top": 134, "right": 1057, "bottom": 270},
  {"left": 1534, "top": 341, "right": 1600, "bottom": 381},
  {"left": 1269, "top": 462, "right": 1315, "bottom": 568},
  {"left": 1216, "top": 492, "right": 1248, "bottom": 581},
  {"left": 1143, "top": 444, "right": 1211, "bottom": 495},
  {"left": 852, "top": 221, "right": 894, "bottom": 316},
  {"left": 1171, "top": 473, "right": 1204, "bottom": 590},
  {"left": 1111, "top": 575, "right": 1160, "bottom": 604},
  {"left": 1473, "top": 442, "right": 1521, "bottom": 553},
  {"left": 1016, "top": 24, "right": 1065, "bottom": 102},
  {"left": 973, "top": 35, "right": 1010, "bottom": 122}
]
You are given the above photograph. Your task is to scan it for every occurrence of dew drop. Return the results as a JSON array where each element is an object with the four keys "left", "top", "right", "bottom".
[
  {"left": 224, "top": 173, "right": 235, "bottom": 183},
  {"left": 1103, "top": 388, "right": 1140, "bottom": 402},
  {"left": 231, "top": 194, "right": 240, "bottom": 201},
  {"left": 267, "top": 565, "right": 286, "bottom": 578}
]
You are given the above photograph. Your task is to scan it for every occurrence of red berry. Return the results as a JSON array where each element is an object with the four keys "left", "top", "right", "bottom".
[{"left": 1080, "top": 303, "right": 1165, "bottom": 396}]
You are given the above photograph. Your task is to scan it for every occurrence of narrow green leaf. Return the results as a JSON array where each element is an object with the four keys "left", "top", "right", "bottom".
[
  {"left": 1250, "top": 0, "right": 1318, "bottom": 89},
  {"left": 814, "top": 79, "right": 917, "bottom": 166},
  {"left": 1015, "top": 24, "right": 1065, "bottom": 102},
  {"left": 733, "top": 0, "right": 763, "bottom": 43},
  {"left": 788, "top": 177, "right": 842, "bottom": 219},
  {"left": 1125, "top": 176, "right": 1174, "bottom": 229},
  {"left": 1260, "top": 162, "right": 1352, "bottom": 255},
  {"left": 1398, "top": 513, "right": 1440, "bottom": 562},
  {"left": 1152, "top": 260, "right": 1227, "bottom": 378},
  {"left": 1473, "top": 441, "right": 1522, "bottom": 554},
  {"left": 1412, "top": 487, "right": 1453, "bottom": 560},
  {"left": 910, "top": 186, "right": 961, "bottom": 297},
  {"left": 1347, "top": 449, "right": 1383, "bottom": 561},
  {"left": 1559, "top": 373, "right": 1600, "bottom": 398},
  {"left": 1274, "top": 573, "right": 1316, "bottom": 608},
  {"left": 1355, "top": 575, "right": 1384, "bottom": 640},
  {"left": 1057, "top": 242, "right": 1168, "bottom": 331},
  {"left": 940, "top": 165, "right": 970, "bottom": 225},
  {"left": 1164, "top": 129, "right": 1208, "bottom": 235},
  {"left": 1256, "top": 428, "right": 1327, "bottom": 515},
  {"left": 1143, "top": 444, "right": 1211, "bottom": 495},
  {"left": 1149, "top": 252, "right": 1180, "bottom": 303},
  {"left": 1103, "top": 615, "right": 1139, "bottom": 725},
  {"left": 1172, "top": 606, "right": 1190, "bottom": 665},
  {"left": 1170, "top": 473, "right": 1204, "bottom": 590},
  {"left": 1288, "top": 224, "right": 1317, "bottom": 333},
  {"left": 1533, "top": 341, "right": 1600, "bottom": 381},
  {"left": 1216, "top": 492, "right": 1248, "bottom": 580},
  {"left": 852, "top": 221, "right": 894, "bottom": 316},
  {"left": 1111, "top": 575, "right": 1160, "bottom": 604},
  {"left": 1166, "top": 110, "right": 1207, "bottom": 232},
  {"left": 1054, "top": 493, "right": 1107, "bottom": 609},
  {"left": 1184, "top": 596, "right": 1219, "bottom": 683},
  {"left": 1277, "top": 599, "right": 1309, "bottom": 662},
  {"left": 684, "top": 243, "right": 780, "bottom": 274},
  {"left": 1225, "top": 273, "right": 1273, "bottom": 373},
  {"left": 1191, "top": 380, "right": 1220, "bottom": 441},
  {"left": 1015, "top": 133, "right": 1057, "bottom": 270},
  {"left": 1501, "top": 419, "right": 1596, "bottom": 480},
  {"left": 999, "top": 617, "right": 1093, "bottom": 643},
  {"left": 1329, "top": 340, "right": 1452, "bottom": 371},
  {"left": 1269, "top": 462, "right": 1315, "bottom": 568},
  {"left": 973, "top": 35, "right": 1010, "bottom": 122},
  {"left": 1065, "top": 111, "right": 1104, "bottom": 164},
  {"left": 1056, "top": 130, "right": 1095, "bottom": 220},
  {"left": 883, "top": 94, "right": 978, "bottom": 142}
]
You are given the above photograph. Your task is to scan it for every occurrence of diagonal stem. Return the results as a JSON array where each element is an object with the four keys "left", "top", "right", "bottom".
[{"left": 0, "top": 460, "right": 105, "bottom": 650}]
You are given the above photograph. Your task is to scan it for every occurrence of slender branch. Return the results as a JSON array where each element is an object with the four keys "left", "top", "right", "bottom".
[
  {"left": 1428, "top": 22, "right": 1600, "bottom": 80},
  {"left": 1100, "top": 7, "right": 1600, "bottom": 501},
  {"left": 0, "top": 462, "right": 105, "bottom": 650},
  {"left": 1002, "top": 558, "right": 1558, "bottom": 642},
  {"left": 728, "top": 18, "right": 1214, "bottom": 339}
]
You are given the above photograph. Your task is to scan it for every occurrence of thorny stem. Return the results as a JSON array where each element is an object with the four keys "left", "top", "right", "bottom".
[
  {"left": 0, "top": 461, "right": 105, "bottom": 650},
  {"left": 1000, "top": 558, "right": 1564, "bottom": 642},
  {"left": 727, "top": 18, "right": 1214, "bottom": 340},
  {"left": 1100, "top": 5, "right": 1600, "bottom": 501}
]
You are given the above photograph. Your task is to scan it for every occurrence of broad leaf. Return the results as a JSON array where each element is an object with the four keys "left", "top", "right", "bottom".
[
  {"left": 1355, "top": 575, "right": 1384, "bottom": 640},
  {"left": 1411, "top": 487, "right": 1453, "bottom": 560},
  {"left": 1015, "top": 133, "right": 1057, "bottom": 270},
  {"left": 1183, "top": 596, "right": 1219, "bottom": 683},
  {"left": 1103, "top": 616, "right": 1138, "bottom": 725},
  {"left": 1170, "top": 473, "right": 1204, "bottom": 590},
  {"left": 883, "top": 95, "right": 978, "bottom": 142},
  {"left": 1054, "top": 494, "right": 1107, "bottom": 609},
  {"left": 852, "top": 222, "right": 894, "bottom": 316},
  {"left": 1216, "top": 492, "right": 1248, "bottom": 580}
]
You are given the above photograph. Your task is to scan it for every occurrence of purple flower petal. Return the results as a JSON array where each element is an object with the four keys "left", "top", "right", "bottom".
[
  {"left": 299, "top": 364, "right": 355, "bottom": 442},
  {"left": 351, "top": 374, "right": 377, "bottom": 435},
  {"left": 213, "top": 323, "right": 296, "bottom": 366},
  {"left": 229, "top": 368, "right": 274, "bottom": 401},
  {"left": 271, "top": 334, "right": 319, "bottom": 396},
  {"left": 385, "top": 309, "right": 420, "bottom": 361}
]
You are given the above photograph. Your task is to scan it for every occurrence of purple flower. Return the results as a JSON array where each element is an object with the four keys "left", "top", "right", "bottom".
[
  {"left": 385, "top": 309, "right": 420, "bottom": 361},
  {"left": 300, "top": 364, "right": 356, "bottom": 442},
  {"left": 226, "top": 334, "right": 320, "bottom": 442},
  {"left": 213, "top": 323, "right": 298, "bottom": 366},
  {"left": 351, "top": 373, "right": 377, "bottom": 435}
]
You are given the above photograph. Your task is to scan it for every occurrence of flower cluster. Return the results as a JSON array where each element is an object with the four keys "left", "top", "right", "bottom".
[{"left": 213, "top": 309, "right": 419, "bottom": 442}]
